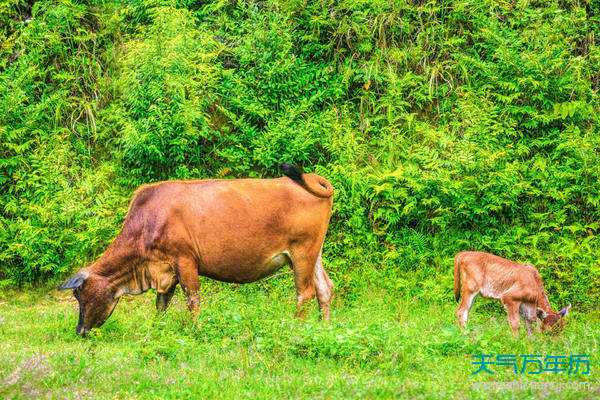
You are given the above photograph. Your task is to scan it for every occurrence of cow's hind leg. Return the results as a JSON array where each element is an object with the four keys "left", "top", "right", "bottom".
[
  {"left": 176, "top": 257, "right": 200, "bottom": 316},
  {"left": 314, "top": 251, "right": 333, "bottom": 321},
  {"left": 456, "top": 290, "right": 477, "bottom": 330},
  {"left": 290, "top": 253, "right": 318, "bottom": 319}
]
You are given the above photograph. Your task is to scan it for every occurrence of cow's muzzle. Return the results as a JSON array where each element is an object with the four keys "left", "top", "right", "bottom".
[{"left": 76, "top": 325, "right": 90, "bottom": 337}]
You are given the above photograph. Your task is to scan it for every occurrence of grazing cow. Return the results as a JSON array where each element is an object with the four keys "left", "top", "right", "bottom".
[
  {"left": 59, "top": 164, "right": 334, "bottom": 336},
  {"left": 454, "top": 251, "right": 570, "bottom": 335}
]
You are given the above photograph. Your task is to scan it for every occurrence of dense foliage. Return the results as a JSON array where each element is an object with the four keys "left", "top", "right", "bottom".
[{"left": 1, "top": 0, "right": 599, "bottom": 308}]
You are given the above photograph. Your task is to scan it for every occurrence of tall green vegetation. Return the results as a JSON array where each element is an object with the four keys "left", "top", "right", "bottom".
[{"left": 1, "top": 0, "right": 599, "bottom": 307}]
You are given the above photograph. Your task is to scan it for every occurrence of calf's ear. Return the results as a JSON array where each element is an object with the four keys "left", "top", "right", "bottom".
[
  {"left": 537, "top": 308, "right": 548, "bottom": 319},
  {"left": 559, "top": 304, "right": 571, "bottom": 317},
  {"left": 58, "top": 271, "right": 89, "bottom": 290}
]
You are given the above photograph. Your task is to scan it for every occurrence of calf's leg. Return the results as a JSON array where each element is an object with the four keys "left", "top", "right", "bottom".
[
  {"left": 524, "top": 318, "right": 534, "bottom": 336},
  {"left": 502, "top": 298, "right": 521, "bottom": 336},
  {"left": 520, "top": 303, "right": 537, "bottom": 336},
  {"left": 456, "top": 290, "right": 477, "bottom": 330}
]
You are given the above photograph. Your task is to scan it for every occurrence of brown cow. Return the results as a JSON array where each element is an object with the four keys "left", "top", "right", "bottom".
[
  {"left": 59, "top": 164, "right": 334, "bottom": 336},
  {"left": 454, "top": 251, "right": 570, "bottom": 335}
]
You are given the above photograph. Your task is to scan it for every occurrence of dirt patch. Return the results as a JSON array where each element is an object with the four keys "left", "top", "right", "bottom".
[{"left": 3, "top": 354, "right": 51, "bottom": 398}]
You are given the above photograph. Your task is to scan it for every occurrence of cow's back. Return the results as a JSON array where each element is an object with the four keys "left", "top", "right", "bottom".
[
  {"left": 122, "top": 177, "right": 332, "bottom": 282},
  {"left": 456, "top": 251, "right": 544, "bottom": 301}
]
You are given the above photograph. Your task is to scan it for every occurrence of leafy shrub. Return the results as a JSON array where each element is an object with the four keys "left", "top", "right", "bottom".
[{"left": 0, "top": 0, "right": 598, "bottom": 308}]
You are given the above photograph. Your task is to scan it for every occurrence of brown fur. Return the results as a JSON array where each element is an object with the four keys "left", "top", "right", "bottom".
[
  {"left": 454, "top": 251, "right": 570, "bottom": 335},
  {"left": 60, "top": 171, "right": 334, "bottom": 335}
]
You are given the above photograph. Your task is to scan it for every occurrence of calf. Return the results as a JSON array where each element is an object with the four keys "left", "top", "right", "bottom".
[
  {"left": 59, "top": 164, "right": 334, "bottom": 336},
  {"left": 454, "top": 251, "right": 570, "bottom": 335}
]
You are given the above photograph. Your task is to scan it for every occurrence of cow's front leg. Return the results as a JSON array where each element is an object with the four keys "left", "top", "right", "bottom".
[
  {"left": 502, "top": 298, "right": 521, "bottom": 336},
  {"left": 176, "top": 258, "right": 200, "bottom": 315},
  {"left": 156, "top": 284, "right": 177, "bottom": 312},
  {"left": 524, "top": 318, "right": 534, "bottom": 336}
]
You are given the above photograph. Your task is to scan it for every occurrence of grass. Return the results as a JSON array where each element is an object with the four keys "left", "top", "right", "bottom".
[{"left": 1, "top": 277, "right": 598, "bottom": 399}]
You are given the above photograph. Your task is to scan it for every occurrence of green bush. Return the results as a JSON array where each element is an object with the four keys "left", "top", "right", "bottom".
[{"left": 1, "top": 0, "right": 598, "bottom": 308}]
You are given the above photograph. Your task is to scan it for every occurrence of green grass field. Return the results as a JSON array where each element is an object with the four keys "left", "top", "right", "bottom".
[
  {"left": 2, "top": 1, "right": 599, "bottom": 398},
  {"left": 1, "top": 277, "right": 598, "bottom": 399}
]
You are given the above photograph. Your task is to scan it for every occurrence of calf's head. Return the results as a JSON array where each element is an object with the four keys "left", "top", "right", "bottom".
[
  {"left": 59, "top": 271, "right": 119, "bottom": 336},
  {"left": 537, "top": 304, "right": 571, "bottom": 332}
]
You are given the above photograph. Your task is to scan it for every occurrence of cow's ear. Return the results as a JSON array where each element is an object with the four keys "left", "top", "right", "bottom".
[
  {"left": 537, "top": 308, "right": 548, "bottom": 319},
  {"left": 559, "top": 304, "right": 571, "bottom": 318},
  {"left": 58, "top": 271, "right": 89, "bottom": 290}
]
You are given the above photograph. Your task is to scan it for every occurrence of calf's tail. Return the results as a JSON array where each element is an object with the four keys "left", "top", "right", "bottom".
[
  {"left": 280, "top": 163, "right": 333, "bottom": 198},
  {"left": 454, "top": 254, "right": 461, "bottom": 302}
]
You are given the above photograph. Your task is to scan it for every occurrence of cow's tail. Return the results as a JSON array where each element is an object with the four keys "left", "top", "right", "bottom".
[
  {"left": 454, "top": 253, "right": 462, "bottom": 302},
  {"left": 280, "top": 163, "right": 333, "bottom": 198}
]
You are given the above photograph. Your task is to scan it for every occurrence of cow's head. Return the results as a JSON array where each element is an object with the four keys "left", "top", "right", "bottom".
[
  {"left": 59, "top": 271, "right": 119, "bottom": 336},
  {"left": 537, "top": 304, "right": 571, "bottom": 333}
]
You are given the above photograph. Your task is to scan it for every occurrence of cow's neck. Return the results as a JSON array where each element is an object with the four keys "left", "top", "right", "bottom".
[
  {"left": 114, "top": 262, "right": 154, "bottom": 297},
  {"left": 537, "top": 289, "right": 553, "bottom": 313},
  {"left": 92, "top": 254, "right": 153, "bottom": 298}
]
